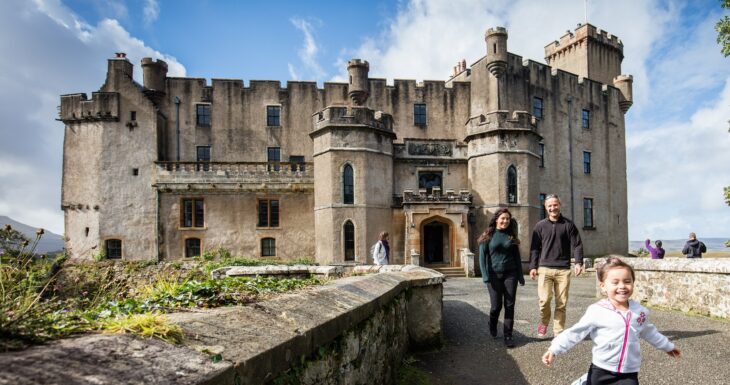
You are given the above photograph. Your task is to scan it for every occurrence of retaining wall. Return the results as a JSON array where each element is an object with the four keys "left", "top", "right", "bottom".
[
  {"left": 0, "top": 265, "right": 444, "bottom": 385},
  {"left": 595, "top": 258, "right": 730, "bottom": 319}
]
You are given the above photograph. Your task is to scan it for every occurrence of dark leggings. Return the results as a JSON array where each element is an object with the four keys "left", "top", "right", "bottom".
[
  {"left": 587, "top": 364, "right": 639, "bottom": 385},
  {"left": 487, "top": 271, "right": 518, "bottom": 336}
]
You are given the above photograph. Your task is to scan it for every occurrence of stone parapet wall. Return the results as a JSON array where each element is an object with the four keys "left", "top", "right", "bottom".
[
  {"left": 596, "top": 258, "right": 730, "bottom": 319},
  {"left": 0, "top": 266, "right": 443, "bottom": 385}
]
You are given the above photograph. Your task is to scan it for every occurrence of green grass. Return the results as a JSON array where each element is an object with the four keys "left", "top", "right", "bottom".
[{"left": 397, "top": 357, "right": 433, "bottom": 385}]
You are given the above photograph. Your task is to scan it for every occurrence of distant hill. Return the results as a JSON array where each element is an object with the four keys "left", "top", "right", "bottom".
[{"left": 0, "top": 216, "right": 64, "bottom": 254}]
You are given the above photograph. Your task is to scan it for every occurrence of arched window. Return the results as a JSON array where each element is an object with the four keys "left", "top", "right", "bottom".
[
  {"left": 507, "top": 166, "right": 517, "bottom": 204},
  {"left": 343, "top": 164, "right": 354, "bottom": 204},
  {"left": 344, "top": 221, "right": 355, "bottom": 261}
]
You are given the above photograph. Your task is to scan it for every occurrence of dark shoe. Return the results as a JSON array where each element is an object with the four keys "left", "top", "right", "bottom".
[
  {"left": 504, "top": 335, "right": 515, "bottom": 348},
  {"left": 488, "top": 318, "right": 498, "bottom": 338}
]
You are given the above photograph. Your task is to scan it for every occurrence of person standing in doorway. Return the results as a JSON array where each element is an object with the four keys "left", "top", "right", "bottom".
[
  {"left": 529, "top": 194, "right": 584, "bottom": 338},
  {"left": 682, "top": 232, "right": 706, "bottom": 258},
  {"left": 372, "top": 231, "right": 390, "bottom": 265},
  {"left": 478, "top": 208, "right": 525, "bottom": 348}
]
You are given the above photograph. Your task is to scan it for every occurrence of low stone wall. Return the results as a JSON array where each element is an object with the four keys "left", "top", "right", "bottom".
[
  {"left": 596, "top": 258, "right": 730, "bottom": 319},
  {"left": 0, "top": 266, "right": 444, "bottom": 385}
]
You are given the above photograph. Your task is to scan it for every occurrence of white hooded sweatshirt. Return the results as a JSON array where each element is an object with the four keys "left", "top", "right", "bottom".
[{"left": 548, "top": 299, "right": 674, "bottom": 374}]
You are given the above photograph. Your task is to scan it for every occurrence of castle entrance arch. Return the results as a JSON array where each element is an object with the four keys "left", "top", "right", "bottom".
[{"left": 423, "top": 220, "right": 448, "bottom": 264}]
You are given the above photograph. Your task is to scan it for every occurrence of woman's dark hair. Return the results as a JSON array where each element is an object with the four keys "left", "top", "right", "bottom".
[
  {"left": 655, "top": 240, "right": 663, "bottom": 248},
  {"left": 597, "top": 255, "right": 635, "bottom": 282},
  {"left": 477, "top": 207, "right": 518, "bottom": 244}
]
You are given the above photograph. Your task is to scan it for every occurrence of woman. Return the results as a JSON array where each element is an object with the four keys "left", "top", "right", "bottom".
[
  {"left": 478, "top": 208, "right": 525, "bottom": 348},
  {"left": 372, "top": 231, "right": 390, "bottom": 265}
]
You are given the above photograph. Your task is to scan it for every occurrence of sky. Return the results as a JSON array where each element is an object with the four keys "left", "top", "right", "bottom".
[{"left": 0, "top": 0, "right": 728, "bottom": 241}]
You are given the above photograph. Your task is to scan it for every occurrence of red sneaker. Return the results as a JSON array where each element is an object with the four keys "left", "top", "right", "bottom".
[{"left": 537, "top": 323, "right": 548, "bottom": 338}]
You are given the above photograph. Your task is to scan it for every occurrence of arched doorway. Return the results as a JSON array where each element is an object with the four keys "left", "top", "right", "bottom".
[{"left": 422, "top": 220, "right": 449, "bottom": 264}]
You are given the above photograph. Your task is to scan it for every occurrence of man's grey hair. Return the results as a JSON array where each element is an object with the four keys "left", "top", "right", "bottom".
[{"left": 545, "top": 194, "right": 560, "bottom": 202}]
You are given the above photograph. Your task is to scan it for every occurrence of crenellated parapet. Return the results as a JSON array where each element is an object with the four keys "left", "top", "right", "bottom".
[
  {"left": 544, "top": 23, "right": 623, "bottom": 60},
  {"left": 465, "top": 110, "right": 537, "bottom": 141},
  {"left": 312, "top": 106, "right": 394, "bottom": 134},
  {"left": 59, "top": 92, "right": 120, "bottom": 123}
]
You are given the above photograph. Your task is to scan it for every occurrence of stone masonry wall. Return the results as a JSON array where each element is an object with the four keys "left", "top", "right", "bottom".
[
  {"left": 596, "top": 258, "right": 730, "bottom": 319},
  {"left": 0, "top": 266, "right": 443, "bottom": 385}
]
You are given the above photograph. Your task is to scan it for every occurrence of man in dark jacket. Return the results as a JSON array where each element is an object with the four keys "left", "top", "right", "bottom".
[
  {"left": 682, "top": 232, "right": 706, "bottom": 258},
  {"left": 529, "top": 194, "right": 583, "bottom": 338}
]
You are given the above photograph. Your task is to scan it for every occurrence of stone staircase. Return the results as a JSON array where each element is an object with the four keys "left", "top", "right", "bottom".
[{"left": 429, "top": 264, "right": 466, "bottom": 278}]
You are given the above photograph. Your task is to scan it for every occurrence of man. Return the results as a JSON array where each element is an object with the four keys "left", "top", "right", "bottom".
[
  {"left": 682, "top": 232, "right": 706, "bottom": 258},
  {"left": 529, "top": 194, "right": 584, "bottom": 338}
]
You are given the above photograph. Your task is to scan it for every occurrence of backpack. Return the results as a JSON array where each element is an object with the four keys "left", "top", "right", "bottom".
[{"left": 700, "top": 242, "right": 707, "bottom": 253}]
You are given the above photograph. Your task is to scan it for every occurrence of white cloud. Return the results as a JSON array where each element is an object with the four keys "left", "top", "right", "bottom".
[
  {"left": 289, "top": 17, "right": 325, "bottom": 81},
  {"left": 143, "top": 0, "right": 159, "bottom": 25},
  {"left": 0, "top": 0, "right": 185, "bottom": 234}
]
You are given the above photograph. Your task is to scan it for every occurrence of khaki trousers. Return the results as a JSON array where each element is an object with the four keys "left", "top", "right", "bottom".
[{"left": 537, "top": 267, "right": 572, "bottom": 334}]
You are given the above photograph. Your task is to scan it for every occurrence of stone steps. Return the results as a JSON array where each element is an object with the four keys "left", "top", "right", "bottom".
[{"left": 431, "top": 266, "right": 466, "bottom": 278}]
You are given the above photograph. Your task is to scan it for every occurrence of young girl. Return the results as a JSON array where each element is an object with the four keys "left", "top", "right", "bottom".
[{"left": 541, "top": 256, "right": 681, "bottom": 384}]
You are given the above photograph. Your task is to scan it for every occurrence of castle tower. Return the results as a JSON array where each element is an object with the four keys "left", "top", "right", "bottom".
[
  {"left": 613, "top": 74, "right": 634, "bottom": 113},
  {"left": 141, "top": 57, "right": 168, "bottom": 93},
  {"left": 485, "top": 27, "right": 508, "bottom": 78},
  {"left": 310, "top": 60, "right": 395, "bottom": 264},
  {"left": 544, "top": 23, "right": 623, "bottom": 86}
]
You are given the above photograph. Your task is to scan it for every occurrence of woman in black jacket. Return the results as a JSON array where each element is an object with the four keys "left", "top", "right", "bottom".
[{"left": 478, "top": 207, "right": 525, "bottom": 348}]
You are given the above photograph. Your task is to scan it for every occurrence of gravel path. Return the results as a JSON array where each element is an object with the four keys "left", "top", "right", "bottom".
[{"left": 411, "top": 276, "right": 730, "bottom": 385}]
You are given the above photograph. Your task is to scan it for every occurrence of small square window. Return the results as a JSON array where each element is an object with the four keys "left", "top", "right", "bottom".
[
  {"left": 105, "top": 239, "right": 122, "bottom": 259},
  {"left": 582, "top": 109, "right": 590, "bottom": 129},
  {"left": 132, "top": 168, "right": 139, "bottom": 176},
  {"left": 196, "top": 104, "right": 211, "bottom": 126},
  {"left": 267, "top": 106, "right": 281, "bottom": 126},
  {"left": 261, "top": 238, "right": 276, "bottom": 257},
  {"left": 185, "top": 238, "right": 201, "bottom": 258},
  {"left": 414, "top": 103, "right": 427, "bottom": 126}
]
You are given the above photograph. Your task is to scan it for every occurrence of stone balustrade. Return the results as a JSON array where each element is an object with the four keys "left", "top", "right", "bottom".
[
  {"left": 399, "top": 188, "right": 472, "bottom": 205},
  {"left": 154, "top": 162, "right": 313, "bottom": 191}
]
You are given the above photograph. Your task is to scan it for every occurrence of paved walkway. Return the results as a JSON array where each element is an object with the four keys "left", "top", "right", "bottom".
[{"left": 412, "top": 276, "right": 730, "bottom": 385}]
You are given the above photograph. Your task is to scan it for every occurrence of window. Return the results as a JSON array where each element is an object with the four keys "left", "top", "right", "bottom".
[
  {"left": 261, "top": 238, "right": 276, "bottom": 257},
  {"left": 181, "top": 198, "right": 204, "bottom": 228},
  {"left": 267, "top": 147, "right": 281, "bottom": 171},
  {"left": 289, "top": 155, "right": 305, "bottom": 172},
  {"left": 583, "top": 151, "right": 591, "bottom": 174},
  {"left": 105, "top": 239, "right": 122, "bottom": 259},
  {"left": 538, "top": 142, "right": 545, "bottom": 168},
  {"left": 414, "top": 103, "right": 427, "bottom": 125},
  {"left": 344, "top": 221, "right": 355, "bottom": 261},
  {"left": 539, "top": 193, "right": 547, "bottom": 220},
  {"left": 583, "top": 198, "right": 594, "bottom": 228},
  {"left": 132, "top": 168, "right": 139, "bottom": 176},
  {"left": 267, "top": 105, "right": 281, "bottom": 126},
  {"left": 418, "top": 172, "right": 442, "bottom": 194},
  {"left": 258, "top": 199, "right": 280, "bottom": 227},
  {"left": 185, "top": 238, "right": 201, "bottom": 258},
  {"left": 507, "top": 166, "right": 518, "bottom": 203},
  {"left": 196, "top": 104, "right": 211, "bottom": 126},
  {"left": 343, "top": 164, "right": 354, "bottom": 204},
  {"left": 197, "top": 146, "right": 211, "bottom": 171},
  {"left": 582, "top": 109, "right": 590, "bottom": 129},
  {"left": 532, "top": 97, "right": 543, "bottom": 119},
  {"left": 130, "top": 111, "right": 136, "bottom": 121}
]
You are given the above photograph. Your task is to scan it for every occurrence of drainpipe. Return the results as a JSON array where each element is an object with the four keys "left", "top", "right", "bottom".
[
  {"left": 567, "top": 95, "right": 575, "bottom": 220},
  {"left": 174, "top": 96, "right": 181, "bottom": 162}
]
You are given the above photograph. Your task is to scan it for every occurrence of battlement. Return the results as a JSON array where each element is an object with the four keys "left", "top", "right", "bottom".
[
  {"left": 59, "top": 92, "right": 120, "bottom": 122},
  {"left": 466, "top": 110, "right": 537, "bottom": 136},
  {"left": 544, "top": 23, "right": 623, "bottom": 58},
  {"left": 312, "top": 106, "right": 394, "bottom": 133}
]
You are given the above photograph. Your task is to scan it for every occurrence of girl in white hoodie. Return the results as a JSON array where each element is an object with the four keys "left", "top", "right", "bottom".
[{"left": 542, "top": 256, "right": 681, "bottom": 385}]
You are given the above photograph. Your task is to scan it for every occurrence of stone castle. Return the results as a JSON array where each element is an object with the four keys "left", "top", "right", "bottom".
[{"left": 59, "top": 23, "right": 631, "bottom": 267}]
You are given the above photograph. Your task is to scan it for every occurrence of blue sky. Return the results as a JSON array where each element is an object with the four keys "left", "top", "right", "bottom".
[{"left": 0, "top": 0, "right": 728, "bottom": 241}]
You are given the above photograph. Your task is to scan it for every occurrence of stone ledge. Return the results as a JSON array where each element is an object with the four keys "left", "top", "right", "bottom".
[
  {"left": 0, "top": 334, "right": 234, "bottom": 385},
  {"left": 601, "top": 257, "right": 730, "bottom": 274}
]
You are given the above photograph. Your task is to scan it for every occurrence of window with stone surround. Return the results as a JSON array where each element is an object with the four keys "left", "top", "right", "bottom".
[
  {"left": 267, "top": 105, "right": 281, "bottom": 126},
  {"left": 196, "top": 104, "right": 211, "bottom": 127},
  {"left": 181, "top": 198, "right": 204, "bottom": 228},
  {"left": 258, "top": 199, "right": 280, "bottom": 228},
  {"left": 583, "top": 198, "right": 594, "bottom": 229},
  {"left": 414, "top": 103, "right": 427, "bottom": 126},
  {"left": 539, "top": 193, "right": 547, "bottom": 220},
  {"left": 582, "top": 109, "right": 590, "bottom": 129},
  {"left": 343, "top": 164, "right": 354, "bottom": 204},
  {"left": 539, "top": 142, "right": 545, "bottom": 168},
  {"left": 418, "top": 171, "right": 442, "bottom": 194},
  {"left": 507, "top": 166, "right": 518, "bottom": 203},
  {"left": 532, "top": 97, "right": 543, "bottom": 119},
  {"left": 344, "top": 220, "right": 355, "bottom": 261},
  {"left": 583, "top": 151, "right": 591, "bottom": 174},
  {"left": 185, "top": 238, "right": 201, "bottom": 258},
  {"left": 261, "top": 238, "right": 276, "bottom": 257}
]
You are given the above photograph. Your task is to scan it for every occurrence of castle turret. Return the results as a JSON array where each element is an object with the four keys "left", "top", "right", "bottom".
[
  {"left": 141, "top": 57, "right": 168, "bottom": 93},
  {"left": 347, "top": 59, "right": 369, "bottom": 106},
  {"left": 485, "top": 27, "right": 508, "bottom": 78},
  {"left": 613, "top": 74, "right": 633, "bottom": 113},
  {"left": 104, "top": 52, "right": 133, "bottom": 91}
]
